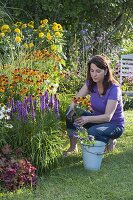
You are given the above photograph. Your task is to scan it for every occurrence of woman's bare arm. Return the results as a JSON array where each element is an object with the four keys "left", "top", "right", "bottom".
[{"left": 75, "top": 99, "right": 118, "bottom": 125}]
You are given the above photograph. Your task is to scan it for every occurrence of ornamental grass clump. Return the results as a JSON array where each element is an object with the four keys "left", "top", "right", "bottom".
[{"left": 6, "top": 91, "right": 62, "bottom": 174}]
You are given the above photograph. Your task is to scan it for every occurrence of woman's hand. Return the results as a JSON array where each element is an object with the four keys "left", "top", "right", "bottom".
[{"left": 74, "top": 116, "right": 89, "bottom": 126}]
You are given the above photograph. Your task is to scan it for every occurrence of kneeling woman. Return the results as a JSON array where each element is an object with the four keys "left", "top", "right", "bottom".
[{"left": 65, "top": 55, "right": 125, "bottom": 156}]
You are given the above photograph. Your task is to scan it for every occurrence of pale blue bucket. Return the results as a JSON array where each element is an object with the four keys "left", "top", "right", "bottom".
[{"left": 81, "top": 140, "right": 106, "bottom": 171}]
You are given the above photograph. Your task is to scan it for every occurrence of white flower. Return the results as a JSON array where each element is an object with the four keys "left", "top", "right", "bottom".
[
  {"left": 45, "top": 79, "right": 50, "bottom": 83},
  {"left": 6, "top": 108, "right": 11, "bottom": 113},
  {"left": 1, "top": 105, "right": 6, "bottom": 112},
  {"left": 5, "top": 124, "right": 13, "bottom": 128},
  {"left": 53, "top": 83, "right": 59, "bottom": 88},
  {"left": 5, "top": 114, "right": 11, "bottom": 120},
  {"left": 0, "top": 111, "right": 5, "bottom": 119},
  {"left": 1, "top": 106, "right": 11, "bottom": 113}
]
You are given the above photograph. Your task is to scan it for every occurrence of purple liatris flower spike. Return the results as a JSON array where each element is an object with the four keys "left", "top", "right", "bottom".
[
  {"left": 53, "top": 95, "right": 57, "bottom": 112},
  {"left": 33, "top": 99, "right": 37, "bottom": 110},
  {"left": 44, "top": 90, "right": 48, "bottom": 104},
  {"left": 29, "top": 95, "right": 33, "bottom": 109},
  {"left": 49, "top": 94, "right": 53, "bottom": 108},
  {"left": 44, "top": 90, "right": 49, "bottom": 111},
  {"left": 24, "top": 96, "right": 28, "bottom": 104},
  {"left": 53, "top": 94, "right": 60, "bottom": 117},
  {"left": 31, "top": 107, "right": 35, "bottom": 120},
  {"left": 40, "top": 94, "right": 44, "bottom": 113},
  {"left": 21, "top": 102, "right": 28, "bottom": 123},
  {"left": 10, "top": 98, "right": 16, "bottom": 112},
  {"left": 17, "top": 101, "right": 22, "bottom": 121}
]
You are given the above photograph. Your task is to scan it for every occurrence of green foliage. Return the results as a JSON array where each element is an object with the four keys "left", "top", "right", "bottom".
[
  {"left": 7, "top": 110, "right": 63, "bottom": 174},
  {"left": 123, "top": 95, "right": 133, "bottom": 110},
  {"left": 1, "top": 0, "right": 133, "bottom": 50},
  {"left": 121, "top": 39, "right": 133, "bottom": 54},
  {"left": 30, "top": 111, "right": 63, "bottom": 173},
  {"left": 0, "top": 18, "right": 64, "bottom": 65},
  {"left": 1, "top": 110, "right": 133, "bottom": 200},
  {"left": 0, "top": 93, "right": 63, "bottom": 175},
  {"left": 121, "top": 76, "right": 133, "bottom": 92}
]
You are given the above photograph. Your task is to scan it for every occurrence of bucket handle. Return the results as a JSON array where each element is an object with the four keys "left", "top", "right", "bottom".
[{"left": 82, "top": 145, "right": 105, "bottom": 155}]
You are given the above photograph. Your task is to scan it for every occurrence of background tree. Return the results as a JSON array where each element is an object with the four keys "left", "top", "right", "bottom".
[{"left": 0, "top": 0, "right": 132, "bottom": 60}]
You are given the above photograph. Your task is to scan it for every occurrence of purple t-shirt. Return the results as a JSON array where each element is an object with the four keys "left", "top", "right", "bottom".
[{"left": 86, "top": 81, "right": 125, "bottom": 127}]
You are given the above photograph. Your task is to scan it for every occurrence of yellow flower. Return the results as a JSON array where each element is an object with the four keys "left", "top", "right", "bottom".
[
  {"left": 52, "top": 24, "right": 58, "bottom": 32},
  {"left": 40, "top": 19, "right": 48, "bottom": 24},
  {"left": 15, "top": 36, "right": 21, "bottom": 43},
  {"left": 23, "top": 43, "right": 28, "bottom": 48},
  {"left": 29, "top": 42, "right": 34, "bottom": 48},
  {"left": 55, "top": 32, "right": 61, "bottom": 37},
  {"left": 53, "top": 22, "right": 57, "bottom": 26},
  {"left": 28, "top": 21, "right": 34, "bottom": 28},
  {"left": 0, "top": 87, "right": 5, "bottom": 92},
  {"left": 46, "top": 32, "right": 52, "bottom": 40},
  {"left": 1, "top": 24, "right": 10, "bottom": 32},
  {"left": 51, "top": 45, "right": 57, "bottom": 51},
  {"left": 0, "top": 32, "right": 5, "bottom": 37},
  {"left": 28, "top": 21, "right": 34, "bottom": 26},
  {"left": 14, "top": 28, "right": 21, "bottom": 34},
  {"left": 39, "top": 24, "right": 44, "bottom": 29},
  {"left": 52, "top": 23, "right": 63, "bottom": 32},
  {"left": 15, "top": 22, "right": 22, "bottom": 26},
  {"left": 57, "top": 24, "right": 62, "bottom": 30},
  {"left": 28, "top": 24, "right": 34, "bottom": 29},
  {"left": 39, "top": 32, "right": 44, "bottom": 38},
  {"left": 21, "top": 24, "right": 27, "bottom": 29}
]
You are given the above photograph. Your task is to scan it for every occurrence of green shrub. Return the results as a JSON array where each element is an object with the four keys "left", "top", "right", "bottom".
[
  {"left": 4, "top": 93, "right": 63, "bottom": 174},
  {"left": 123, "top": 94, "right": 133, "bottom": 110}
]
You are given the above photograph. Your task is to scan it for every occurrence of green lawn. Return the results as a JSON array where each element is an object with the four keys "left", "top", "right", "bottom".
[{"left": 1, "top": 110, "right": 133, "bottom": 200}]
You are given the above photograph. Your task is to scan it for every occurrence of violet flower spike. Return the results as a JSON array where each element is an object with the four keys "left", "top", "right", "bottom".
[
  {"left": 22, "top": 102, "right": 28, "bottom": 123},
  {"left": 31, "top": 107, "right": 35, "bottom": 121},
  {"left": 40, "top": 94, "right": 44, "bottom": 113},
  {"left": 17, "top": 101, "right": 22, "bottom": 121},
  {"left": 24, "top": 96, "right": 28, "bottom": 104},
  {"left": 44, "top": 90, "right": 48, "bottom": 104},
  {"left": 24, "top": 101, "right": 28, "bottom": 117},
  {"left": 10, "top": 98, "right": 15, "bottom": 112},
  {"left": 54, "top": 97, "right": 60, "bottom": 118},
  {"left": 44, "top": 91, "right": 49, "bottom": 111},
  {"left": 33, "top": 99, "right": 37, "bottom": 110},
  {"left": 49, "top": 94, "right": 53, "bottom": 109},
  {"left": 29, "top": 95, "right": 33, "bottom": 109},
  {"left": 53, "top": 95, "right": 57, "bottom": 113}
]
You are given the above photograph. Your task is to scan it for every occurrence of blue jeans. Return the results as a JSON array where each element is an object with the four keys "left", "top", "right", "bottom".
[{"left": 66, "top": 109, "right": 124, "bottom": 144}]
